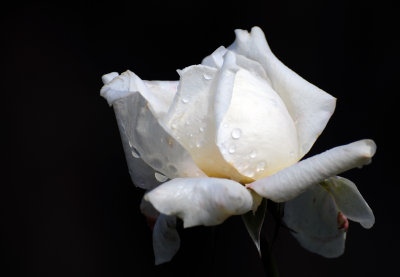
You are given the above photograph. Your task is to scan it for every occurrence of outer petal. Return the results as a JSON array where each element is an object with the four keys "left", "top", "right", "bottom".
[
  {"left": 152, "top": 214, "right": 180, "bottom": 265},
  {"left": 118, "top": 120, "right": 160, "bottom": 189},
  {"left": 101, "top": 70, "right": 178, "bottom": 118},
  {"left": 140, "top": 197, "right": 160, "bottom": 221},
  {"left": 163, "top": 64, "right": 250, "bottom": 183},
  {"left": 113, "top": 92, "right": 205, "bottom": 180},
  {"left": 322, "top": 176, "right": 375, "bottom": 228},
  {"left": 228, "top": 26, "right": 336, "bottom": 158},
  {"left": 102, "top": 73, "right": 158, "bottom": 189},
  {"left": 144, "top": 177, "right": 254, "bottom": 228},
  {"left": 216, "top": 52, "right": 299, "bottom": 180},
  {"left": 248, "top": 140, "right": 376, "bottom": 202},
  {"left": 283, "top": 184, "right": 346, "bottom": 258}
]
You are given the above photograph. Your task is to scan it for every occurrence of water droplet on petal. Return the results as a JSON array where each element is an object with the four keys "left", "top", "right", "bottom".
[
  {"left": 250, "top": 150, "right": 256, "bottom": 159},
  {"left": 131, "top": 148, "right": 140, "bottom": 158},
  {"left": 155, "top": 172, "right": 168, "bottom": 182},
  {"left": 171, "top": 123, "right": 177, "bottom": 129},
  {"left": 203, "top": 73, "right": 212, "bottom": 80},
  {"left": 229, "top": 145, "right": 236, "bottom": 154},
  {"left": 196, "top": 141, "right": 202, "bottom": 148},
  {"left": 231, "top": 128, "right": 242, "bottom": 139},
  {"left": 256, "top": 161, "right": 266, "bottom": 172},
  {"left": 181, "top": 97, "right": 189, "bottom": 104},
  {"left": 199, "top": 126, "right": 204, "bottom": 132},
  {"left": 151, "top": 159, "right": 162, "bottom": 169}
]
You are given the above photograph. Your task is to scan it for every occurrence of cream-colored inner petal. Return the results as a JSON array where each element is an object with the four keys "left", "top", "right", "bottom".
[
  {"left": 163, "top": 65, "right": 253, "bottom": 183},
  {"left": 217, "top": 68, "right": 299, "bottom": 180}
]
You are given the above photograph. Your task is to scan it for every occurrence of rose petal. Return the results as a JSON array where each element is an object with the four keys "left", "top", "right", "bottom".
[
  {"left": 140, "top": 197, "right": 160, "bottom": 221},
  {"left": 228, "top": 26, "right": 336, "bottom": 158},
  {"left": 322, "top": 176, "right": 375, "bottom": 229},
  {"left": 101, "top": 70, "right": 178, "bottom": 118},
  {"left": 101, "top": 72, "right": 119, "bottom": 84},
  {"left": 144, "top": 177, "right": 254, "bottom": 228},
  {"left": 201, "top": 46, "right": 227, "bottom": 68},
  {"left": 118, "top": 121, "right": 160, "bottom": 189},
  {"left": 234, "top": 53, "right": 271, "bottom": 83},
  {"left": 163, "top": 64, "right": 250, "bottom": 182},
  {"left": 143, "top": 80, "right": 179, "bottom": 117},
  {"left": 202, "top": 46, "right": 269, "bottom": 82},
  {"left": 283, "top": 184, "right": 346, "bottom": 258},
  {"left": 248, "top": 139, "right": 376, "bottom": 202},
  {"left": 203, "top": 46, "right": 271, "bottom": 83},
  {"left": 153, "top": 214, "right": 180, "bottom": 265},
  {"left": 216, "top": 52, "right": 299, "bottom": 180},
  {"left": 113, "top": 92, "right": 205, "bottom": 180}
]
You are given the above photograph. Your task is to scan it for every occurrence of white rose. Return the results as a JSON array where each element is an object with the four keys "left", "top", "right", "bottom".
[{"left": 101, "top": 27, "right": 375, "bottom": 264}]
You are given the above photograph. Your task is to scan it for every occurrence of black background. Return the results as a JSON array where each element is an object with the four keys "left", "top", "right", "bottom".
[{"left": 2, "top": 1, "right": 398, "bottom": 276}]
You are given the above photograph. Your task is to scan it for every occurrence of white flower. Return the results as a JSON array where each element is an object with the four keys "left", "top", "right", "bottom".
[{"left": 100, "top": 26, "right": 375, "bottom": 264}]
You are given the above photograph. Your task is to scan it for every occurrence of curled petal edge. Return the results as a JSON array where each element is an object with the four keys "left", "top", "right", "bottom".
[
  {"left": 321, "top": 176, "right": 375, "bottom": 229},
  {"left": 247, "top": 139, "right": 376, "bottom": 202},
  {"left": 144, "top": 177, "right": 255, "bottom": 228}
]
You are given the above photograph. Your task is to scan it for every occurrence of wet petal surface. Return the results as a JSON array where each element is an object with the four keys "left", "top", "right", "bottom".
[{"left": 144, "top": 177, "right": 254, "bottom": 228}]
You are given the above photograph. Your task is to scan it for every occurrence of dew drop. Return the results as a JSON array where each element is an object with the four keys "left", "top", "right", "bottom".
[
  {"left": 231, "top": 128, "right": 242, "bottom": 139},
  {"left": 131, "top": 148, "right": 140, "bottom": 158},
  {"left": 256, "top": 161, "right": 266, "bottom": 172},
  {"left": 228, "top": 145, "right": 236, "bottom": 154},
  {"left": 250, "top": 150, "right": 257, "bottom": 159},
  {"left": 196, "top": 141, "right": 202, "bottom": 148},
  {"left": 203, "top": 73, "right": 212, "bottom": 80},
  {"left": 199, "top": 126, "right": 204, "bottom": 132},
  {"left": 155, "top": 172, "right": 168, "bottom": 182},
  {"left": 151, "top": 159, "right": 162, "bottom": 169},
  {"left": 171, "top": 123, "right": 177, "bottom": 129},
  {"left": 181, "top": 97, "right": 189, "bottom": 104}
]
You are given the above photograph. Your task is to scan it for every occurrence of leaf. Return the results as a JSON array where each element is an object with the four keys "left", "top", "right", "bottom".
[{"left": 242, "top": 198, "right": 268, "bottom": 255}]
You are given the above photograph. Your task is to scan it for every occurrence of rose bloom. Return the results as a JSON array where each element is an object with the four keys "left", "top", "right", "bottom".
[{"left": 101, "top": 27, "right": 375, "bottom": 264}]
